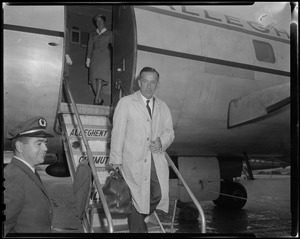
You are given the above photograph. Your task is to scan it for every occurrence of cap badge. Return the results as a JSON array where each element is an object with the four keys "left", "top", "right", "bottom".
[{"left": 38, "top": 118, "right": 47, "bottom": 127}]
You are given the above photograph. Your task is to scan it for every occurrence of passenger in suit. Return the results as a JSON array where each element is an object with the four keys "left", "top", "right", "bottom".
[
  {"left": 109, "top": 67, "right": 175, "bottom": 232},
  {"left": 4, "top": 116, "right": 54, "bottom": 236}
]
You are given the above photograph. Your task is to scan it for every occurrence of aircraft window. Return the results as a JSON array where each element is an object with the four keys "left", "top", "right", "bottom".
[
  {"left": 71, "top": 28, "right": 81, "bottom": 44},
  {"left": 253, "top": 40, "right": 275, "bottom": 63}
]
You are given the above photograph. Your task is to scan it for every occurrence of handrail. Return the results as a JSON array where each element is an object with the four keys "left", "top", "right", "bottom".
[
  {"left": 63, "top": 78, "right": 114, "bottom": 233},
  {"left": 53, "top": 73, "right": 67, "bottom": 136},
  {"left": 165, "top": 153, "right": 206, "bottom": 233}
]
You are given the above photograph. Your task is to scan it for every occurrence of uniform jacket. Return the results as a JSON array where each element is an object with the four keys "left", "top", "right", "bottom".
[
  {"left": 4, "top": 157, "right": 53, "bottom": 235},
  {"left": 86, "top": 29, "right": 112, "bottom": 59},
  {"left": 109, "top": 90, "right": 175, "bottom": 214},
  {"left": 86, "top": 29, "right": 112, "bottom": 83}
]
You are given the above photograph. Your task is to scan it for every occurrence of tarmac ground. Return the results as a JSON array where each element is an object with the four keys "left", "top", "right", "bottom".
[{"left": 37, "top": 166, "right": 293, "bottom": 237}]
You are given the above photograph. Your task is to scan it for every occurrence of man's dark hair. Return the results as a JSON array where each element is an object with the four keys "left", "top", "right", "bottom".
[
  {"left": 11, "top": 137, "right": 29, "bottom": 151},
  {"left": 139, "top": 67, "right": 160, "bottom": 80}
]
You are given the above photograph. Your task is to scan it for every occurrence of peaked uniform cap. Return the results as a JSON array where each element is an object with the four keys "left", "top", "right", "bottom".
[{"left": 7, "top": 116, "right": 54, "bottom": 140}]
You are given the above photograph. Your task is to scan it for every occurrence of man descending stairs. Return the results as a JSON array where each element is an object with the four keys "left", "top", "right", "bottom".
[{"left": 58, "top": 103, "right": 165, "bottom": 233}]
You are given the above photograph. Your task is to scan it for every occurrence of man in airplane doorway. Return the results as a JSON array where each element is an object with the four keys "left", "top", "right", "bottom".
[
  {"left": 4, "top": 116, "right": 54, "bottom": 236},
  {"left": 109, "top": 67, "right": 175, "bottom": 232}
]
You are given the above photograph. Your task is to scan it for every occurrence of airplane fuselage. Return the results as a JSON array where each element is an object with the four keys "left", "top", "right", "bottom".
[
  {"left": 112, "top": 6, "right": 290, "bottom": 161},
  {"left": 3, "top": 5, "right": 290, "bottom": 173}
]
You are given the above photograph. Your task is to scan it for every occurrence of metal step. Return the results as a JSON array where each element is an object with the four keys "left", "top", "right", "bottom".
[
  {"left": 91, "top": 214, "right": 163, "bottom": 233},
  {"left": 59, "top": 102, "right": 111, "bottom": 117}
]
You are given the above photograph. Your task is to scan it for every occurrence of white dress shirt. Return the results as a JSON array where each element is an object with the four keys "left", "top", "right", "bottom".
[
  {"left": 14, "top": 156, "right": 35, "bottom": 172},
  {"left": 140, "top": 94, "right": 153, "bottom": 114}
]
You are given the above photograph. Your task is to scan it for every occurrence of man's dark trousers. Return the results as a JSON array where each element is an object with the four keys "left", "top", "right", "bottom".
[{"left": 129, "top": 155, "right": 162, "bottom": 233}]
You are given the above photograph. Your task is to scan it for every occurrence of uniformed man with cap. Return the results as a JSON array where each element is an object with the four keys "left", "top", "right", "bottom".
[{"left": 4, "top": 116, "right": 54, "bottom": 235}]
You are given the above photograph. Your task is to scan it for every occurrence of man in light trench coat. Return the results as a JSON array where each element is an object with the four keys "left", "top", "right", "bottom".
[{"left": 109, "top": 66, "right": 175, "bottom": 233}]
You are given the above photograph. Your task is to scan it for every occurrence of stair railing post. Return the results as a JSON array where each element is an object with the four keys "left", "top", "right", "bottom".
[{"left": 165, "top": 153, "right": 206, "bottom": 233}]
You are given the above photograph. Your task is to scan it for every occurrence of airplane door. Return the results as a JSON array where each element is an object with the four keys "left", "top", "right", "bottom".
[{"left": 112, "top": 6, "right": 136, "bottom": 107}]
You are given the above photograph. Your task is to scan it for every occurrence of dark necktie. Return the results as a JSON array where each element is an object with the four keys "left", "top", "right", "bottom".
[{"left": 146, "top": 100, "right": 152, "bottom": 118}]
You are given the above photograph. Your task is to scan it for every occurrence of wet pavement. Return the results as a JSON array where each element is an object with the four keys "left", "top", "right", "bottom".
[
  {"left": 157, "top": 175, "right": 292, "bottom": 237},
  {"left": 38, "top": 166, "right": 293, "bottom": 237}
]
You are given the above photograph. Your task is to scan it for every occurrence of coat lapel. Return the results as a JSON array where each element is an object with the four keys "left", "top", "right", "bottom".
[
  {"left": 152, "top": 96, "right": 162, "bottom": 121},
  {"left": 133, "top": 91, "right": 152, "bottom": 120},
  {"left": 11, "top": 157, "right": 52, "bottom": 205}
]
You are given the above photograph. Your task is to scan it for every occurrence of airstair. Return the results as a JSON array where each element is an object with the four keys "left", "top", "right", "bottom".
[{"left": 57, "top": 79, "right": 206, "bottom": 233}]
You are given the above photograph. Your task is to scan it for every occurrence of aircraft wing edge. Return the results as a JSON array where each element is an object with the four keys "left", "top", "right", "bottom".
[{"left": 227, "top": 82, "right": 290, "bottom": 128}]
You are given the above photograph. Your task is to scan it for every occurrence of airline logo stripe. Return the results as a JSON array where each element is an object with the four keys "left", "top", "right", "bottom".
[
  {"left": 66, "top": 125, "right": 110, "bottom": 139},
  {"left": 135, "top": 6, "right": 290, "bottom": 44},
  {"left": 73, "top": 154, "right": 110, "bottom": 168},
  {"left": 137, "top": 45, "right": 290, "bottom": 77},
  {"left": 73, "top": 154, "right": 111, "bottom": 184}
]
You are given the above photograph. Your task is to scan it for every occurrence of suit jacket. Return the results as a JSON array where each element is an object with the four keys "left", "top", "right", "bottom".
[
  {"left": 109, "top": 90, "right": 175, "bottom": 214},
  {"left": 4, "top": 157, "right": 53, "bottom": 235}
]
